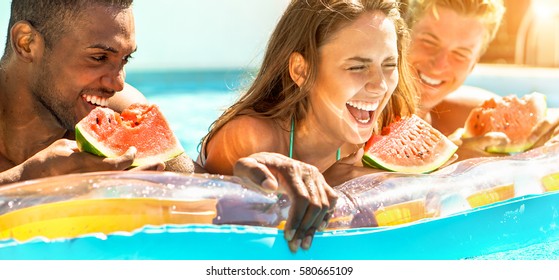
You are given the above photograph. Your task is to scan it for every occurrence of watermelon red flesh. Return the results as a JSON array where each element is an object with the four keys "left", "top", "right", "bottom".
[
  {"left": 75, "top": 103, "right": 184, "bottom": 166},
  {"left": 463, "top": 92, "right": 547, "bottom": 153},
  {"left": 362, "top": 114, "right": 458, "bottom": 174}
]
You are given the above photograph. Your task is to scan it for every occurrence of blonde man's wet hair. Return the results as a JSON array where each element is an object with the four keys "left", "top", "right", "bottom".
[
  {"left": 406, "top": 0, "right": 506, "bottom": 54},
  {"left": 202, "top": 0, "right": 418, "bottom": 149}
]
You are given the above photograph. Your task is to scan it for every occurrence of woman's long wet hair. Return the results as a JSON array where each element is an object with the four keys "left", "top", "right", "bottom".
[{"left": 201, "top": 0, "right": 418, "bottom": 150}]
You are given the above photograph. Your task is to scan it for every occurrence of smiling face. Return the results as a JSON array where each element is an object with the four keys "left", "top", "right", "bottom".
[
  {"left": 408, "top": 6, "right": 485, "bottom": 111},
  {"left": 307, "top": 11, "right": 398, "bottom": 145},
  {"left": 29, "top": 4, "right": 136, "bottom": 130}
]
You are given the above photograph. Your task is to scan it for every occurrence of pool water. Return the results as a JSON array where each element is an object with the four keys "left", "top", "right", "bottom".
[
  {"left": 127, "top": 69, "right": 249, "bottom": 159},
  {"left": 472, "top": 239, "right": 559, "bottom": 260}
]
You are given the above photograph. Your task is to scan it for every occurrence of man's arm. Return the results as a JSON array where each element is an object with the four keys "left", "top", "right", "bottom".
[{"left": 0, "top": 139, "right": 138, "bottom": 186}]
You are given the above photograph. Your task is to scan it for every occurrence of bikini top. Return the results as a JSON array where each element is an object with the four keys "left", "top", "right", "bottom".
[{"left": 196, "top": 117, "right": 342, "bottom": 167}]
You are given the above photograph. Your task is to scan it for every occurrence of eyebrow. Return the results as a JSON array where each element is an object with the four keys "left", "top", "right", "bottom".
[
  {"left": 346, "top": 55, "right": 398, "bottom": 63},
  {"left": 346, "top": 57, "right": 373, "bottom": 63},
  {"left": 87, "top": 44, "right": 138, "bottom": 55},
  {"left": 421, "top": 32, "right": 473, "bottom": 54}
]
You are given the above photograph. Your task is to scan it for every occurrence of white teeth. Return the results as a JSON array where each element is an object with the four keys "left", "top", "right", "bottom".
[
  {"left": 419, "top": 73, "right": 443, "bottom": 86},
  {"left": 82, "top": 94, "right": 108, "bottom": 107},
  {"left": 357, "top": 118, "right": 370, "bottom": 124},
  {"left": 347, "top": 100, "right": 378, "bottom": 124},
  {"left": 346, "top": 100, "right": 379, "bottom": 112}
]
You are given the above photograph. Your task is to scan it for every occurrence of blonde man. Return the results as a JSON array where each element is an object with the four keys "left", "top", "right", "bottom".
[{"left": 406, "top": 0, "right": 558, "bottom": 159}]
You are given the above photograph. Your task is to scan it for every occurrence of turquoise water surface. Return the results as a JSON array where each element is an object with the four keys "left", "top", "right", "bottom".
[{"left": 127, "top": 69, "right": 249, "bottom": 159}]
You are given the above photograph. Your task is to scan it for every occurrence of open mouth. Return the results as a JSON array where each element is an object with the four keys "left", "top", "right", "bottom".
[
  {"left": 419, "top": 72, "right": 443, "bottom": 86},
  {"left": 82, "top": 94, "right": 109, "bottom": 107},
  {"left": 346, "top": 100, "right": 379, "bottom": 124}
]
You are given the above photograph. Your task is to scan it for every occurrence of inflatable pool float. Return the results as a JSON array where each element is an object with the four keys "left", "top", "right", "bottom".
[{"left": 2, "top": 144, "right": 559, "bottom": 260}]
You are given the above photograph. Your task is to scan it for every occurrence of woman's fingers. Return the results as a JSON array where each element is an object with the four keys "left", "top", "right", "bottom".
[
  {"left": 233, "top": 152, "right": 337, "bottom": 252},
  {"left": 295, "top": 175, "right": 323, "bottom": 250},
  {"left": 283, "top": 166, "right": 335, "bottom": 252},
  {"left": 234, "top": 155, "right": 280, "bottom": 192},
  {"left": 301, "top": 178, "right": 334, "bottom": 250}
]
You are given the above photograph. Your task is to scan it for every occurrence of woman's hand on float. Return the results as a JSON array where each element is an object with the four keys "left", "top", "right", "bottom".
[{"left": 233, "top": 152, "right": 338, "bottom": 253}]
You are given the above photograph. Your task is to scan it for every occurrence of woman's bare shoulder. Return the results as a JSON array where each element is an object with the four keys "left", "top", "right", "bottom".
[
  {"left": 204, "top": 115, "right": 288, "bottom": 174},
  {"left": 217, "top": 115, "right": 285, "bottom": 150}
]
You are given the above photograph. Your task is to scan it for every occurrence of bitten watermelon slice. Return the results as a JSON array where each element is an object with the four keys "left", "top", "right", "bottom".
[
  {"left": 75, "top": 103, "right": 184, "bottom": 166},
  {"left": 362, "top": 114, "right": 458, "bottom": 173},
  {"left": 463, "top": 92, "right": 547, "bottom": 153}
]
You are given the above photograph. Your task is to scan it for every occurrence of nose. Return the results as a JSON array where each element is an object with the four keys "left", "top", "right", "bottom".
[
  {"left": 100, "top": 62, "right": 126, "bottom": 93},
  {"left": 430, "top": 50, "right": 451, "bottom": 73},
  {"left": 364, "top": 67, "right": 388, "bottom": 94}
]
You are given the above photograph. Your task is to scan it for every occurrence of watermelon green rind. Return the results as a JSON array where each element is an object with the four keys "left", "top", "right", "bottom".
[
  {"left": 361, "top": 156, "right": 386, "bottom": 170},
  {"left": 362, "top": 137, "right": 458, "bottom": 174},
  {"left": 131, "top": 144, "right": 184, "bottom": 167},
  {"left": 486, "top": 143, "right": 535, "bottom": 154},
  {"left": 75, "top": 106, "right": 184, "bottom": 166},
  {"left": 362, "top": 114, "right": 458, "bottom": 174},
  {"left": 486, "top": 93, "right": 547, "bottom": 154},
  {"left": 75, "top": 125, "right": 120, "bottom": 158},
  {"left": 76, "top": 124, "right": 184, "bottom": 166},
  {"left": 463, "top": 92, "right": 547, "bottom": 154}
]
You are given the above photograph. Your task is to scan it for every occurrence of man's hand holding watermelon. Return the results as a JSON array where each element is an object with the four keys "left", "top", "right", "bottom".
[
  {"left": 453, "top": 92, "right": 559, "bottom": 160},
  {"left": 6, "top": 140, "right": 163, "bottom": 184},
  {"left": 447, "top": 128, "right": 510, "bottom": 160}
]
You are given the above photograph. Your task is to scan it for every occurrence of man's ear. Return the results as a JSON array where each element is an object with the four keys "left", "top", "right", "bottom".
[
  {"left": 10, "top": 21, "right": 42, "bottom": 63},
  {"left": 288, "top": 52, "right": 308, "bottom": 87}
]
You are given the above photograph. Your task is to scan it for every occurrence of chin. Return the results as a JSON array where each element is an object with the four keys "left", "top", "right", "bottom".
[
  {"left": 421, "top": 94, "right": 444, "bottom": 109},
  {"left": 349, "top": 130, "right": 373, "bottom": 144}
]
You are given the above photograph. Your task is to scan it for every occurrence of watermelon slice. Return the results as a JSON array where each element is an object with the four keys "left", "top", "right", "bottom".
[
  {"left": 462, "top": 92, "right": 547, "bottom": 153},
  {"left": 362, "top": 114, "right": 458, "bottom": 173},
  {"left": 75, "top": 103, "right": 184, "bottom": 166}
]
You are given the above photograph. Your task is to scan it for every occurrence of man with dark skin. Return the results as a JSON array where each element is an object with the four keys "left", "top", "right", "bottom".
[{"left": 0, "top": 0, "right": 336, "bottom": 253}]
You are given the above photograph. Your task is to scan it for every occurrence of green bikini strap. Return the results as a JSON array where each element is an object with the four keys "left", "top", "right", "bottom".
[
  {"left": 289, "top": 117, "right": 295, "bottom": 159},
  {"left": 289, "top": 117, "right": 341, "bottom": 161}
]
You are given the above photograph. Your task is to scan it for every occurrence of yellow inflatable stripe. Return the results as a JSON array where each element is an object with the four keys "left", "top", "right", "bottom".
[
  {"left": 467, "top": 184, "right": 515, "bottom": 208},
  {"left": 0, "top": 198, "right": 217, "bottom": 242},
  {"left": 542, "top": 172, "right": 559, "bottom": 192},
  {"left": 374, "top": 199, "right": 429, "bottom": 227}
]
